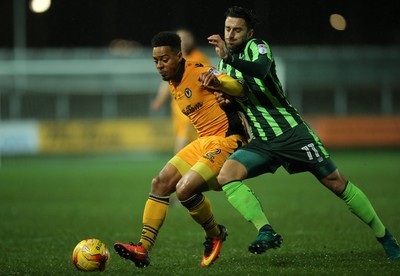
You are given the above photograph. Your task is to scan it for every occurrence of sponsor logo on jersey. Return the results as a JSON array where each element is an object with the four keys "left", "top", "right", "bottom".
[
  {"left": 182, "top": 102, "right": 203, "bottom": 115},
  {"left": 207, "top": 67, "right": 222, "bottom": 76},
  {"left": 184, "top": 88, "right": 192, "bottom": 98},
  {"left": 257, "top": 44, "right": 267, "bottom": 54}
]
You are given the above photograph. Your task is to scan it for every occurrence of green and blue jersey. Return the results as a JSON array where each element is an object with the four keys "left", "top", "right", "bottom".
[{"left": 217, "top": 38, "right": 304, "bottom": 141}]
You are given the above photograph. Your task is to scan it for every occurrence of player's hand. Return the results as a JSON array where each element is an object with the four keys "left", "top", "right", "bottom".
[
  {"left": 199, "top": 71, "right": 220, "bottom": 88},
  {"left": 207, "top": 34, "right": 229, "bottom": 61},
  {"left": 213, "top": 91, "right": 232, "bottom": 106}
]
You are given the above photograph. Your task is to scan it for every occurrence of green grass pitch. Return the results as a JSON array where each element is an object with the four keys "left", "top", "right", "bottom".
[{"left": 0, "top": 149, "right": 399, "bottom": 275}]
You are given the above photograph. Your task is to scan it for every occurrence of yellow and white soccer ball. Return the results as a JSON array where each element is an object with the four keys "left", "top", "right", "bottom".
[{"left": 72, "top": 238, "right": 110, "bottom": 271}]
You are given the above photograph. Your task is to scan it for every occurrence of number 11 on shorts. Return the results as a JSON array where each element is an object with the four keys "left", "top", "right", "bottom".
[{"left": 301, "top": 143, "right": 320, "bottom": 160}]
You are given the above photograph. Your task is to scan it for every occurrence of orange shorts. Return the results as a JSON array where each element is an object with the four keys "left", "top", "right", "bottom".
[{"left": 168, "top": 134, "right": 246, "bottom": 190}]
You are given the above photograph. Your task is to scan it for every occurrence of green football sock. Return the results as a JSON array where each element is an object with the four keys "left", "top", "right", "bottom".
[
  {"left": 222, "top": 181, "right": 270, "bottom": 231},
  {"left": 340, "top": 181, "right": 386, "bottom": 238}
]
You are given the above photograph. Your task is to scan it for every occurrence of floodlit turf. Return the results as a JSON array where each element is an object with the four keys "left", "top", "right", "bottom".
[{"left": 0, "top": 149, "right": 399, "bottom": 275}]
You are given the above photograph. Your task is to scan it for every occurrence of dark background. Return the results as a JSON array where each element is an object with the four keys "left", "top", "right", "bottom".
[{"left": 1, "top": 0, "right": 400, "bottom": 48}]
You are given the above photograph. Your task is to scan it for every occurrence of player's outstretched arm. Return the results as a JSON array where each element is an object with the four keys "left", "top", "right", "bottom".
[
  {"left": 199, "top": 71, "right": 244, "bottom": 97},
  {"left": 208, "top": 34, "right": 229, "bottom": 61}
]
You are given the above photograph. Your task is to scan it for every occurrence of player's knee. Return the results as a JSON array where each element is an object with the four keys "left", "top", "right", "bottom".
[
  {"left": 175, "top": 181, "right": 194, "bottom": 202},
  {"left": 320, "top": 170, "right": 347, "bottom": 195},
  {"left": 151, "top": 175, "right": 175, "bottom": 196},
  {"left": 217, "top": 167, "right": 240, "bottom": 185},
  {"left": 175, "top": 190, "right": 184, "bottom": 201},
  {"left": 175, "top": 187, "right": 188, "bottom": 201},
  {"left": 217, "top": 160, "right": 247, "bottom": 185},
  {"left": 217, "top": 172, "right": 230, "bottom": 186}
]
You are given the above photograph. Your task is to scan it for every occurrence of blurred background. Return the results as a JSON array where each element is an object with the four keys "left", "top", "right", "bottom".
[{"left": 1, "top": 0, "right": 400, "bottom": 157}]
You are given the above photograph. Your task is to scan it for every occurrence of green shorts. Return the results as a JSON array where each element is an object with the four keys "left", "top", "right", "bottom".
[{"left": 228, "top": 123, "right": 337, "bottom": 180}]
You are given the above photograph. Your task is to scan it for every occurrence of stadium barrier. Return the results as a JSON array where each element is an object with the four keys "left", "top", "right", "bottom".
[
  {"left": 306, "top": 116, "right": 400, "bottom": 148},
  {"left": 38, "top": 118, "right": 174, "bottom": 153},
  {"left": 0, "top": 118, "right": 175, "bottom": 155},
  {"left": 1, "top": 116, "right": 400, "bottom": 155}
]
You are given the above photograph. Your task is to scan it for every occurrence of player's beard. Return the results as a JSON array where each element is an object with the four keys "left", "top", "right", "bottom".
[{"left": 226, "top": 41, "right": 245, "bottom": 53}]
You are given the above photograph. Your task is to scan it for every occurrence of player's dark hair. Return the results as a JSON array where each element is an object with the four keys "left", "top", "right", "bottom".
[
  {"left": 151, "top": 31, "right": 181, "bottom": 53},
  {"left": 224, "top": 6, "right": 259, "bottom": 30}
]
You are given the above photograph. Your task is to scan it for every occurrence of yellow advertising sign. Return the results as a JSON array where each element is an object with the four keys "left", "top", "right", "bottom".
[{"left": 38, "top": 118, "right": 174, "bottom": 153}]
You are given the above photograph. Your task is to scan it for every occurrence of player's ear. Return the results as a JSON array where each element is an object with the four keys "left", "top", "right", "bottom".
[
  {"left": 177, "top": 51, "right": 183, "bottom": 61},
  {"left": 247, "top": 29, "right": 254, "bottom": 39}
]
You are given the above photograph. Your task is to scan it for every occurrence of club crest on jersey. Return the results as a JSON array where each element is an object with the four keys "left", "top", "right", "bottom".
[
  {"left": 257, "top": 44, "right": 267, "bottom": 54},
  {"left": 207, "top": 67, "right": 222, "bottom": 76},
  {"left": 184, "top": 88, "right": 192, "bottom": 98}
]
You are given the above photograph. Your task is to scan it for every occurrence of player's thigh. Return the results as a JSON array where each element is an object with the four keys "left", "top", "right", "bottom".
[
  {"left": 193, "top": 135, "right": 245, "bottom": 189},
  {"left": 170, "top": 139, "right": 201, "bottom": 175},
  {"left": 173, "top": 135, "right": 245, "bottom": 191},
  {"left": 170, "top": 139, "right": 219, "bottom": 190},
  {"left": 227, "top": 144, "right": 280, "bottom": 179}
]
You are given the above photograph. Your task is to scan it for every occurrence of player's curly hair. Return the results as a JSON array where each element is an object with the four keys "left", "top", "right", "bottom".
[
  {"left": 151, "top": 31, "right": 181, "bottom": 53},
  {"left": 224, "top": 6, "right": 260, "bottom": 30}
]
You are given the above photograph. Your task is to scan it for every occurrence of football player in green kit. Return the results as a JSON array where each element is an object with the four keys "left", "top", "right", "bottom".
[{"left": 204, "top": 5, "right": 400, "bottom": 260}]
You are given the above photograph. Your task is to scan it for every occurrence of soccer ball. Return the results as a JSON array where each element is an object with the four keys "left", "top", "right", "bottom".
[{"left": 72, "top": 238, "right": 110, "bottom": 271}]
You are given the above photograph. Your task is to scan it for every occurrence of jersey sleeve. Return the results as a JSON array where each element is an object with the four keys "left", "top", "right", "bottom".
[{"left": 207, "top": 67, "right": 243, "bottom": 96}]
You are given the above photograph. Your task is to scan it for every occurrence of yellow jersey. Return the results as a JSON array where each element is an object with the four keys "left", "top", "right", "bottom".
[{"left": 169, "top": 60, "right": 245, "bottom": 138}]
